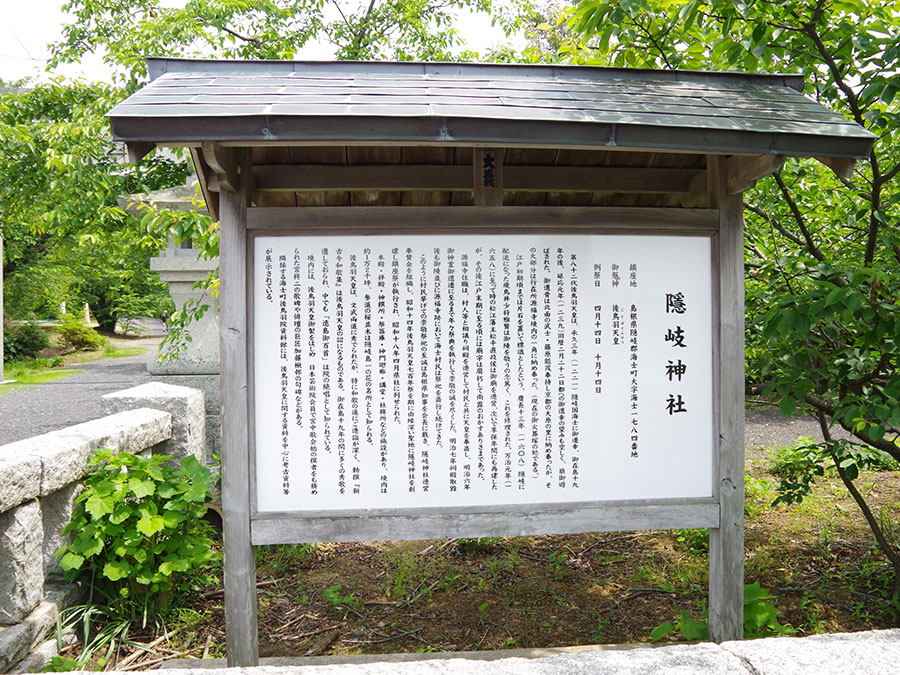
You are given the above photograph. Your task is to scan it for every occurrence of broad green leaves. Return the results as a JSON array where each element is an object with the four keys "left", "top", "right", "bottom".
[{"left": 57, "top": 449, "right": 218, "bottom": 621}]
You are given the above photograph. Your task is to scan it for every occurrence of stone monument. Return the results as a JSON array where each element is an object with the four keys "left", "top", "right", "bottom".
[{"left": 120, "top": 178, "right": 221, "bottom": 461}]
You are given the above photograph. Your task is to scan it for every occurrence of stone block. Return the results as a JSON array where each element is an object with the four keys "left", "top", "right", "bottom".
[
  {"left": 149, "top": 374, "right": 221, "bottom": 414},
  {"left": 43, "top": 582, "right": 84, "bottom": 613},
  {"left": 148, "top": 254, "right": 220, "bottom": 377},
  {"left": 723, "top": 628, "right": 900, "bottom": 675},
  {"left": 0, "top": 501, "right": 43, "bottom": 625},
  {"left": 0, "top": 409, "right": 173, "bottom": 495},
  {"left": 0, "top": 602, "right": 57, "bottom": 672},
  {"left": 0, "top": 452, "right": 41, "bottom": 513},
  {"left": 103, "top": 383, "right": 204, "bottom": 462},
  {"left": 41, "top": 484, "right": 82, "bottom": 578},
  {"left": 9, "top": 636, "right": 58, "bottom": 674}
]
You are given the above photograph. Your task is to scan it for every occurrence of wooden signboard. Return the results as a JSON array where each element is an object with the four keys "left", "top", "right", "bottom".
[{"left": 219, "top": 192, "right": 744, "bottom": 665}]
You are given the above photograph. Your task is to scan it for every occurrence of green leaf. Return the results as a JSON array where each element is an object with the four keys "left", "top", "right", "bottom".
[
  {"left": 779, "top": 397, "right": 796, "bottom": 418},
  {"left": 129, "top": 478, "right": 156, "bottom": 498},
  {"left": 102, "top": 560, "right": 132, "bottom": 581},
  {"left": 59, "top": 551, "right": 85, "bottom": 572},
  {"left": 136, "top": 514, "right": 165, "bottom": 537},
  {"left": 650, "top": 622, "right": 674, "bottom": 641},
  {"left": 84, "top": 492, "right": 115, "bottom": 519}
]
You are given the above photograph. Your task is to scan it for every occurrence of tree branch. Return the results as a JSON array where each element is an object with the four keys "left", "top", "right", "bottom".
[
  {"left": 819, "top": 416, "right": 900, "bottom": 587},
  {"left": 773, "top": 172, "right": 826, "bottom": 261},
  {"left": 803, "top": 392, "right": 900, "bottom": 463}
]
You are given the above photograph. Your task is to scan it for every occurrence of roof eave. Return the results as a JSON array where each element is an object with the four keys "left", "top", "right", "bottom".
[{"left": 110, "top": 114, "right": 876, "bottom": 161}]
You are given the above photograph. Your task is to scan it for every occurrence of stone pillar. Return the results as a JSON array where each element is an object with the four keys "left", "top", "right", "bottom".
[{"left": 147, "top": 251, "right": 221, "bottom": 462}]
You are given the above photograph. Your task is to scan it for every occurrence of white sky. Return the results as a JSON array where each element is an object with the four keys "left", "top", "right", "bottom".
[{"left": 0, "top": 0, "right": 518, "bottom": 84}]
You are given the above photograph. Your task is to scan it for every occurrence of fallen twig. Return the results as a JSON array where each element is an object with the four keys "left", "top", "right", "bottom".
[
  {"left": 119, "top": 650, "right": 191, "bottom": 671},
  {"left": 304, "top": 628, "right": 341, "bottom": 656},
  {"left": 115, "top": 626, "right": 183, "bottom": 670},
  {"left": 342, "top": 628, "right": 422, "bottom": 645},
  {"left": 201, "top": 635, "right": 212, "bottom": 660},
  {"left": 282, "top": 623, "right": 344, "bottom": 642}
]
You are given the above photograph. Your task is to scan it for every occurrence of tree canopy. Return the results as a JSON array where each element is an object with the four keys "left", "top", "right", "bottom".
[
  {"left": 50, "top": 0, "right": 530, "bottom": 87},
  {"left": 0, "top": 80, "right": 192, "bottom": 331}
]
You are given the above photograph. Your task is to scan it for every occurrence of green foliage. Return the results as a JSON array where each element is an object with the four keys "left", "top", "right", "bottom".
[
  {"left": 322, "top": 584, "right": 360, "bottom": 613},
  {"left": 651, "top": 583, "right": 794, "bottom": 641},
  {"left": 55, "top": 315, "right": 107, "bottom": 352},
  {"left": 673, "top": 528, "right": 709, "bottom": 555},
  {"left": 456, "top": 536, "right": 502, "bottom": 553},
  {"left": 57, "top": 450, "right": 218, "bottom": 623},
  {"left": 2, "top": 319, "right": 50, "bottom": 361},
  {"left": 50, "top": 0, "right": 533, "bottom": 88},
  {"left": 41, "top": 655, "right": 85, "bottom": 672},
  {"left": 771, "top": 437, "right": 899, "bottom": 507},
  {"left": 0, "top": 81, "right": 189, "bottom": 332}
]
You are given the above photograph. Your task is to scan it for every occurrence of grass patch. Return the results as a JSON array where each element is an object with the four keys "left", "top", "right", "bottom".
[
  {"left": 0, "top": 358, "right": 79, "bottom": 396},
  {"left": 103, "top": 344, "right": 149, "bottom": 359}
]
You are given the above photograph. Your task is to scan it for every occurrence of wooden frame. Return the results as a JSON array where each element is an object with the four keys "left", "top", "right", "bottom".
[{"left": 222, "top": 200, "right": 744, "bottom": 664}]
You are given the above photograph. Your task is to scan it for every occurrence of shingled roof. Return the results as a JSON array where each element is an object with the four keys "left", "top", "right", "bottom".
[{"left": 108, "top": 58, "right": 874, "bottom": 160}]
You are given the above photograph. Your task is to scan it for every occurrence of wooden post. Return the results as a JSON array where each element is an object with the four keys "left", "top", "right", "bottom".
[
  {"left": 473, "top": 148, "right": 504, "bottom": 206},
  {"left": 708, "top": 155, "right": 745, "bottom": 642},
  {"left": 219, "top": 149, "right": 259, "bottom": 666}
]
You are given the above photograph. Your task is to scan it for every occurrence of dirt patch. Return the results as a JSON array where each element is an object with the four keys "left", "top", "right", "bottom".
[{"left": 126, "top": 460, "right": 899, "bottom": 666}]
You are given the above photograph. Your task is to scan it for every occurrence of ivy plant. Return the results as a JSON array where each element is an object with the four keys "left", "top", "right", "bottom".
[{"left": 58, "top": 450, "right": 219, "bottom": 621}]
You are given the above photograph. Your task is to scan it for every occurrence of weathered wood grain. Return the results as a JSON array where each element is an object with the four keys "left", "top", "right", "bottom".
[
  {"left": 708, "top": 154, "right": 745, "bottom": 643},
  {"left": 219, "top": 149, "right": 259, "bottom": 667},
  {"left": 251, "top": 499, "right": 720, "bottom": 544},
  {"left": 245, "top": 206, "right": 719, "bottom": 234}
]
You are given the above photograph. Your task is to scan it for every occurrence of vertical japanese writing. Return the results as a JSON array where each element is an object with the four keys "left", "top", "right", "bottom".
[
  {"left": 279, "top": 254, "right": 289, "bottom": 494},
  {"left": 377, "top": 253, "right": 388, "bottom": 495},
  {"left": 292, "top": 250, "right": 303, "bottom": 431},
  {"left": 406, "top": 249, "right": 416, "bottom": 492},
  {"left": 460, "top": 252, "right": 471, "bottom": 491},
  {"left": 569, "top": 254, "right": 579, "bottom": 488},
  {"left": 265, "top": 247, "right": 273, "bottom": 301},
  {"left": 665, "top": 291, "right": 689, "bottom": 416},
  {"left": 629, "top": 303, "right": 639, "bottom": 458},
  {"left": 255, "top": 234, "right": 713, "bottom": 513}
]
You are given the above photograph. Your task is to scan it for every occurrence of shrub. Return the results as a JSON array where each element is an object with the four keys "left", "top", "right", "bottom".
[
  {"left": 2, "top": 318, "right": 51, "bottom": 361},
  {"left": 57, "top": 450, "right": 219, "bottom": 622},
  {"left": 56, "top": 314, "right": 107, "bottom": 351}
]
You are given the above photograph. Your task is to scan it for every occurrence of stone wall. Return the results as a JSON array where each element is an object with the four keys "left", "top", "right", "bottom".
[{"left": 0, "top": 382, "right": 207, "bottom": 673}]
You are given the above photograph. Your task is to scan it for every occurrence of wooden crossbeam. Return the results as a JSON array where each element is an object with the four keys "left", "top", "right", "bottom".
[{"left": 252, "top": 164, "right": 703, "bottom": 194}]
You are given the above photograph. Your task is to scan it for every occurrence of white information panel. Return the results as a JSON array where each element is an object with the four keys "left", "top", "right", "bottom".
[{"left": 253, "top": 234, "right": 713, "bottom": 513}]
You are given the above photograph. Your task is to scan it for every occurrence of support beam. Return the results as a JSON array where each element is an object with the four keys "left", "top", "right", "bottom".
[
  {"left": 202, "top": 141, "right": 240, "bottom": 193},
  {"left": 219, "top": 149, "right": 259, "bottom": 666},
  {"left": 252, "top": 164, "right": 701, "bottom": 194},
  {"left": 725, "top": 154, "right": 785, "bottom": 195},
  {"left": 126, "top": 141, "right": 155, "bottom": 164},
  {"left": 816, "top": 156, "right": 856, "bottom": 179},
  {"left": 474, "top": 148, "right": 504, "bottom": 206},
  {"left": 708, "top": 154, "right": 745, "bottom": 643}
]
